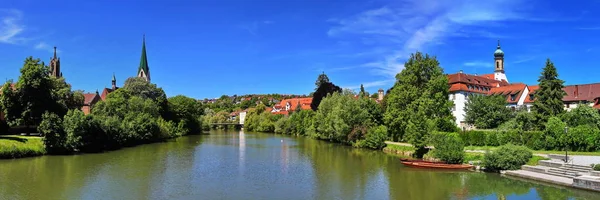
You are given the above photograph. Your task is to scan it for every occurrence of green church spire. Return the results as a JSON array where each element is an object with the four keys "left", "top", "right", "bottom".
[{"left": 137, "top": 34, "right": 150, "bottom": 81}]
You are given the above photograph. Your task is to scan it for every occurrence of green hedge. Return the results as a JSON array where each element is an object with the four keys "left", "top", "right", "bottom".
[{"left": 450, "top": 130, "right": 579, "bottom": 151}]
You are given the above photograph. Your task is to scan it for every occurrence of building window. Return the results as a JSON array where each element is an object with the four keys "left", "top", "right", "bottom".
[
  {"left": 529, "top": 94, "right": 534, "bottom": 100},
  {"left": 511, "top": 107, "right": 516, "bottom": 111},
  {"left": 510, "top": 94, "right": 516, "bottom": 101},
  {"left": 496, "top": 62, "right": 499, "bottom": 69},
  {"left": 566, "top": 104, "right": 570, "bottom": 108}
]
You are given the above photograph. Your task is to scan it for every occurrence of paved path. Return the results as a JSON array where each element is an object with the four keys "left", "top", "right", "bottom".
[
  {"left": 504, "top": 170, "right": 573, "bottom": 186},
  {"left": 567, "top": 155, "right": 600, "bottom": 167}
]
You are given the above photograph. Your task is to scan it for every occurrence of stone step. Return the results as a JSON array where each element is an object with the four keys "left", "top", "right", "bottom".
[
  {"left": 545, "top": 170, "right": 577, "bottom": 178},
  {"left": 522, "top": 165, "right": 549, "bottom": 174},
  {"left": 591, "top": 171, "right": 600, "bottom": 176},
  {"left": 547, "top": 168, "right": 578, "bottom": 178},
  {"left": 558, "top": 166, "right": 591, "bottom": 173},
  {"left": 539, "top": 160, "right": 565, "bottom": 168},
  {"left": 563, "top": 164, "right": 593, "bottom": 170}
]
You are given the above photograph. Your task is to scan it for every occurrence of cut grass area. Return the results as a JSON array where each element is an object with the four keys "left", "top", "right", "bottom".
[
  {"left": 384, "top": 143, "right": 415, "bottom": 152},
  {"left": 464, "top": 145, "right": 600, "bottom": 156},
  {"left": 0, "top": 135, "right": 46, "bottom": 159},
  {"left": 527, "top": 155, "right": 550, "bottom": 166}
]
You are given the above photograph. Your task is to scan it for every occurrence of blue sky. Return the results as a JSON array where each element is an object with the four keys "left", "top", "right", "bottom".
[{"left": 1, "top": 0, "right": 600, "bottom": 99}]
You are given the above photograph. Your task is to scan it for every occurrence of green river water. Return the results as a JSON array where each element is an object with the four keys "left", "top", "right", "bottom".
[{"left": 1, "top": 130, "right": 599, "bottom": 200}]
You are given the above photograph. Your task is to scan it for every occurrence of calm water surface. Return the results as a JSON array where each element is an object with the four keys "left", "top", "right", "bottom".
[{"left": 1, "top": 130, "right": 600, "bottom": 200}]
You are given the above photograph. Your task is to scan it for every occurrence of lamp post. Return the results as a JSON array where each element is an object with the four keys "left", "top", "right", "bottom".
[{"left": 564, "top": 126, "right": 569, "bottom": 163}]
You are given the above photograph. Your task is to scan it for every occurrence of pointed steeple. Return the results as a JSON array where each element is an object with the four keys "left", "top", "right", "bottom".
[
  {"left": 112, "top": 73, "right": 117, "bottom": 90},
  {"left": 137, "top": 34, "right": 150, "bottom": 82},
  {"left": 53, "top": 46, "right": 57, "bottom": 59}
]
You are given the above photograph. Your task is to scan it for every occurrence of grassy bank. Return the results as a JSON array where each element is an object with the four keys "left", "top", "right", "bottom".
[
  {"left": 384, "top": 143, "right": 550, "bottom": 165},
  {"left": 0, "top": 135, "right": 46, "bottom": 159},
  {"left": 464, "top": 146, "right": 600, "bottom": 156}
]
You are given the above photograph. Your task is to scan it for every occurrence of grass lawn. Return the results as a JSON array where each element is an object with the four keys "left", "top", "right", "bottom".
[
  {"left": 464, "top": 146, "right": 600, "bottom": 156},
  {"left": 0, "top": 135, "right": 46, "bottom": 159}
]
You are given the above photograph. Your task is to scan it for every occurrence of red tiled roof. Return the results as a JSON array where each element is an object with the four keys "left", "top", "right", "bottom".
[
  {"left": 279, "top": 97, "right": 313, "bottom": 112},
  {"left": 563, "top": 83, "right": 600, "bottom": 102},
  {"left": 272, "top": 111, "right": 289, "bottom": 115},
  {"left": 523, "top": 85, "right": 539, "bottom": 103},
  {"left": 447, "top": 73, "right": 507, "bottom": 93},
  {"left": 479, "top": 74, "right": 495, "bottom": 80},
  {"left": 100, "top": 88, "right": 118, "bottom": 101},
  {"left": 83, "top": 93, "right": 100, "bottom": 106},
  {"left": 488, "top": 83, "right": 527, "bottom": 104}
]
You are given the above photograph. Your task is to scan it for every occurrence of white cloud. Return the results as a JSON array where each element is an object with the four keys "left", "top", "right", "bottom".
[
  {"left": 0, "top": 9, "right": 25, "bottom": 44},
  {"left": 34, "top": 41, "right": 48, "bottom": 49},
  {"left": 344, "top": 79, "right": 395, "bottom": 90},
  {"left": 464, "top": 61, "right": 493, "bottom": 68},
  {"left": 327, "top": 0, "right": 536, "bottom": 78}
]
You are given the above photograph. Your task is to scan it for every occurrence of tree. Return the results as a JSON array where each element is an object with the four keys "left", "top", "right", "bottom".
[
  {"left": 315, "top": 72, "right": 330, "bottom": 90},
  {"left": 359, "top": 84, "right": 367, "bottom": 97},
  {"left": 464, "top": 94, "right": 512, "bottom": 129},
  {"left": 167, "top": 95, "right": 204, "bottom": 133},
  {"left": 384, "top": 52, "right": 454, "bottom": 143},
  {"left": 122, "top": 77, "right": 168, "bottom": 116},
  {"left": 310, "top": 82, "right": 341, "bottom": 111},
  {"left": 532, "top": 59, "right": 566, "bottom": 122},
  {"left": 0, "top": 57, "right": 77, "bottom": 133}
]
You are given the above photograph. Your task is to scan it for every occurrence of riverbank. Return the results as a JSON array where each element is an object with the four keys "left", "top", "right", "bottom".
[
  {"left": 0, "top": 135, "right": 46, "bottom": 159},
  {"left": 383, "top": 142, "right": 548, "bottom": 166}
]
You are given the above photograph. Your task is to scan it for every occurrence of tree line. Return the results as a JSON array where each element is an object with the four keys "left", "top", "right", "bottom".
[{"left": 1, "top": 57, "right": 204, "bottom": 154}]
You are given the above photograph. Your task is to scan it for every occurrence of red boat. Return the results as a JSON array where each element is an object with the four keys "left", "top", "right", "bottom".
[{"left": 400, "top": 158, "right": 473, "bottom": 170}]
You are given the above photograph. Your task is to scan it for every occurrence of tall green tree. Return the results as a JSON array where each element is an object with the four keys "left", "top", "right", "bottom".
[
  {"left": 315, "top": 72, "right": 330, "bottom": 90},
  {"left": 359, "top": 84, "right": 367, "bottom": 97},
  {"left": 310, "top": 82, "right": 341, "bottom": 111},
  {"left": 0, "top": 57, "right": 82, "bottom": 133},
  {"left": 383, "top": 52, "right": 454, "bottom": 147},
  {"left": 532, "top": 59, "right": 566, "bottom": 122},
  {"left": 122, "top": 77, "right": 168, "bottom": 116},
  {"left": 464, "top": 94, "right": 512, "bottom": 129}
]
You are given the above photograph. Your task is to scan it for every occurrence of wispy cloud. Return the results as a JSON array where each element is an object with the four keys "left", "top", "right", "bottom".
[
  {"left": 344, "top": 79, "right": 395, "bottom": 90},
  {"left": 327, "top": 0, "right": 543, "bottom": 78},
  {"left": 512, "top": 56, "right": 535, "bottom": 64},
  {"left": 576, "top": 27, "right": 600, "bottom": 30},
  {"left": 464, "top": 61, "right": 493, "bottom": 68},
  {"left": 0, "top": 9, "right": 25, "bottom": 44},
  {"left": 34, "top": 41, "right": 60, "bottom": 53},
  {"left": 240, "top": 20, "right": 274, "bottom": 36}
]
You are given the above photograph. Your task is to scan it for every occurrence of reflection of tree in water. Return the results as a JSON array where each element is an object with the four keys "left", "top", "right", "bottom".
[{"left": 296, "top": 136, "right": 389, "bottom": 200}]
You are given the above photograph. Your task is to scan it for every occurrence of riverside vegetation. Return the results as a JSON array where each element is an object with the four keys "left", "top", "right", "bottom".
[{"left": 0, "top": 57, "right": 203, "bottom": 158}]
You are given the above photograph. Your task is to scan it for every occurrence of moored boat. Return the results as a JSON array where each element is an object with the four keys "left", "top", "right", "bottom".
[{"left": 400, "top": 160, "right": 473, "bottom": 170}]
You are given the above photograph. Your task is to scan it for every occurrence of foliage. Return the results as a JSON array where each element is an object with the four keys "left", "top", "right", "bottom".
[
  {"left": 526, "top": 156, "right": 550, "bottom": 166},
  {"left": 166, "top": 95, "right": 203, "bottom": 133},
  {"left": 383, "top": 52, "right": 454, "bottom": 143},
  {"left": 122, "top": 77, "right": 168, "bottom": 117},
  {"left": 0, "top": 57, "right": 83, "bottom": 132},
  {"left": 532, "top": 59, "right": 566, "bottom": 122},
  {"left": 315, "top": 72, "right": 330, "bottom": 90},
  {"left": 311, "top": 92, "right": 371, "bottom": 144},
  {"left": 431, "top": 132, "right": 465, "bottom": 164},
  {"left": 310, "top": 81, "right": 341, "bottom": 111},
  {"left": 38, "top": 112, "right": 70, "bottom": 154},
  {"left": 561, "top": 104, "right": 600, "bottom": 128},
  {"left": 464, "top": 94, "right": 512, "bottom": 129},
  {"left": 482, "top": 144, "right": 533, "bottom": 171},
  {"left": 593, "top": 164, "right": 600, "bottom": 171},
  {"left": 355, "top": 125, "right": 388, "bottom": 150},
  {"left": 515, "top": 110, "right": 538, "bottom": 131},
  {"left": 359, "top": 84, "right": 368, "bottom": 97}
]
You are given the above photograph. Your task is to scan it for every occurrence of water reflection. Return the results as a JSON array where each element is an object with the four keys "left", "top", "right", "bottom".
[{"left": 0, "top": 131, "right": 599, "bottom": 200}]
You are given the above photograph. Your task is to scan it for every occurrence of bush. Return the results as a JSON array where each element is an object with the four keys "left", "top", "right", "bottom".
[
  {"left": 431, "top": 133, "right": 465, "bottom": 164},
  {"left": 482, "top": 144, "right": 533, "bottom": 171},
  {"left": 355, "top": 125, "right": 387, "bottom": 150},
  {"left": 593, "top": 164, "right": 600, "bottom": 171},
  {"left": 465, "top": 130, "right": 486, "bottom": 146},
  {"left": 39, "top": 112, "right": 70, "bottom": 154},
  {"left": 485, "top": 131, "right": 499, "bottom": 146},
  {"left": 523, "top": 131, "right": 544, "bottom": 150}
]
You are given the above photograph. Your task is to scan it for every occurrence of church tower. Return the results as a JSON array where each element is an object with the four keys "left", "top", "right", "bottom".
[
  {"left": 112, "top": 73, "right": 117, "bottom": 90},
  {"left": 137, "top": 35, "right": 150, "bottom": 82},
  {"left": 49, "top": 47, "right": 61, "bottom": 78},
  {"left": 493, "top": 40, "right": 508, "bottom": 82}
]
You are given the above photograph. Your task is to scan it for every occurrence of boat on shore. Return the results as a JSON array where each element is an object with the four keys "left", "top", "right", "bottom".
[{"left": 400, "top": 158, "right": 473, "bottom": 170}]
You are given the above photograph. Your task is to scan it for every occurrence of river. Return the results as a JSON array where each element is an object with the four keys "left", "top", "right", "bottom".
[{"left": 1, "top": 130, "right": 599, "bottom": 200}]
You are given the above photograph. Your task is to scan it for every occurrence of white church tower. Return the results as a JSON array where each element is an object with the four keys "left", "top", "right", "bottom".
[{"left": 493, "top": 40, "right": 508, "bottom": 82}]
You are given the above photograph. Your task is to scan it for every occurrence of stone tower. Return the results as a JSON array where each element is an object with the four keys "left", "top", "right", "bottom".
[
  {"left": 137, "top": 35, "right": 150, "bottom": 82},
  {"left": 493, "top": 40, "right": 508, "bottom": 82},
  {"left": 112, "top": 73, "right": 117, "bottom": 90},
  {"left": 378, "top": 88, "right": 384, "bottom": 101},
  {"left": 49, "top": 47, "right": 61, "bottom": 78}
]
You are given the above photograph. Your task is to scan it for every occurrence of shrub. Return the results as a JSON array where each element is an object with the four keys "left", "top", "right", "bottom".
[
  {"left": 485, "top": 131, "right": 499, "bottom": 146},
  {"left": 593, "top": 164, "right": 600, "bottom": 171},
  {"left": 431, "top": 133, "right": 465, "bottom": 164},
  {"left": 468, "top": 130, "right": 486, "bottom": 146},
  {"left": 524, "top": 131, "right": 544, "bottom": 150},
  {"left": 482, "top": 144, "right": 533, "bottom": 171},
  {"left": 39, "top": 112, "right": 70, "bottom": 154},
  {"left": 274, "top": 116, "right": 291, "bottom": 134},
  {"left": 355, "top": 125, "right": 387, "bottom": 150}
]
